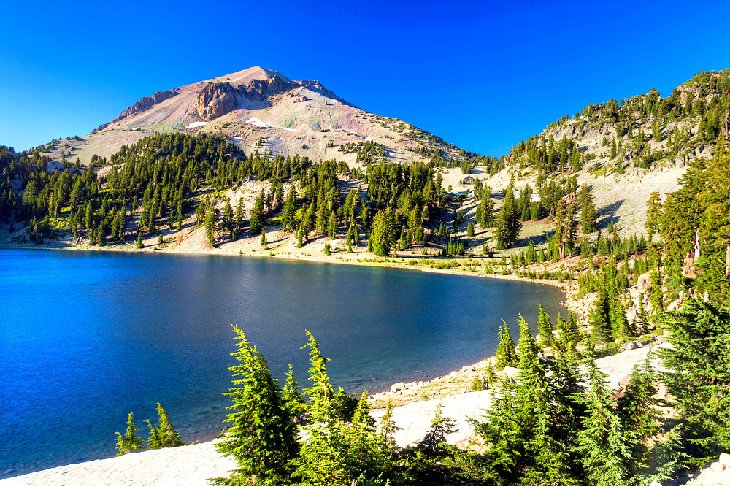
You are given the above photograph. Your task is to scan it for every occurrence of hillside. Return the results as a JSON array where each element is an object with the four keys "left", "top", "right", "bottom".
[
  {"left": 448, "top": 70, "right": 730, "bottom": 238},
  {"left": 37, "top": 66, "right": 470, "bottom": 167}
]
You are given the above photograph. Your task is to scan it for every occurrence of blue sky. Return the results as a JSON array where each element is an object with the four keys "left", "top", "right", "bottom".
[{"left": 1, "top": 0, "right": 729, "bottom": 155}]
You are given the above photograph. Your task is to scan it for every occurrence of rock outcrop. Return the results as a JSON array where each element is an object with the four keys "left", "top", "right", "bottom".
[
  {"left": 95, "top": 89, "right": 180, "bottom": 131},
  {"left": 197, "top": 82, "right": 239, "bottom": 121}
]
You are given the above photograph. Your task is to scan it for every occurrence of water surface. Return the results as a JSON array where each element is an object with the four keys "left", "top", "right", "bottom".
[{"left": 0, "top": 249, "right": 564, "bottom": 478}]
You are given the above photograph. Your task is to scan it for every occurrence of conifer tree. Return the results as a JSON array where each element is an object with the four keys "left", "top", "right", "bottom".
[
  {"left": 495, "top": 184, "right": 521, "bottom": 249},
  {"left": 574, "top": 362, "right": 632, "bottom": 486},
  {"left": 215, "top": 326, "right": 298, "bottom": 484},
  {"left": 282, "top": 363, "right": 306, "bottom": 420},
  {"left": 578, "top": 184, "right": 597, "bottom": 234},
  {"left": 589, "top": 287, "right": 613, "bottom": 342},
  {"left": 295, "top": 331, "right": 349, "bottom": 485},
  {"left": 370, "top": 209, "right": 392, "bottom": 256},
  {"left": 662, "top": 300, "right": 730, "bottom": 461},
  {"left": 249, "top": 190, "right": 265, "bottom": 235},
  {"left": 537, "top": 304, "right": 554, "bottom": 347},
  {"left": 617, "top": 358, "right": 660, "bottom": 477},
  {"left": 146, "top": 402, "right": 184, "bottom": 449},
  {"left": 495, "top": 320, "right": 517, "bottom": 369},
  {"left": 645, "top": 192, "right": 662, "bottom": 241},
  {"left": 115, "top": 412, "right": 144, "bottom": 456}
]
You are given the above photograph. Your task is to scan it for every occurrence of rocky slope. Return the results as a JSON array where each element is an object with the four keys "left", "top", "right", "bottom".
[
  {"left": 457, "top": 70, "right": 730, "bottom": 237},
  {"left": 40, "top": 66, "right": 467, "bottom": 167}
]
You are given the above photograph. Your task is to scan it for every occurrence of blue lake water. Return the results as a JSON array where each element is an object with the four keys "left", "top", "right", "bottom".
[{"left": 0, "top": 249, "right": 565, "bottom": 478}]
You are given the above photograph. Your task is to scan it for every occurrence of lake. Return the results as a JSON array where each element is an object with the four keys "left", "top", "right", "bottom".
[{"left": 0, "top": 249, "right": 565, "bottom": 478}]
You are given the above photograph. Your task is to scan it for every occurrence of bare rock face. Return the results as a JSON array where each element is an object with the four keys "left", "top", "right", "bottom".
[
  {"left": 95, "top": 89, "right": 179, "bottom": 131},
  {"left": 197, "top": 82, "right": 239, "bottom": 121},
  {"left": 244, "top": 73, "right": 294, "bottom": 101}
]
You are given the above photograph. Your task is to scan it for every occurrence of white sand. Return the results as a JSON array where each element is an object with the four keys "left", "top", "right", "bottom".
[
  {"left": 1, "top": 441, "right": 235, "bottom": 486},
  {"left": 0, "top": 345, "right": 656, "bottom": 485}
]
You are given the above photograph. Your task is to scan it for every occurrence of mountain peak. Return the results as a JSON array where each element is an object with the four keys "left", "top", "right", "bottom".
[{"left": 208, "top": 66, "right": 289, "bottom": 87}]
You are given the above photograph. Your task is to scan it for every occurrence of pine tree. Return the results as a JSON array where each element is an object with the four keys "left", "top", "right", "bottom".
[
  {"left": 495, "top": 320, "right": 517, "bottom": 369},
  {"left": 617, "top": 358, "right": 660, "bottom": 477},
  {"left": 370, "top": 209, "right": 392, "bottom": 256},
  {"left": 589, "top": 287, "right": 613, "bottom": 342},
  {"left": 328, "top": 210, "right": 337, "bottom": 239},
  {"left": 249, "top": 190, "right": 265, "bottom": 235},
  {"left": 554, "top": 197, "right": 578, "bottom": 259},
  {"left": 495, "top": 184, "right": 521, "bottom": 249},
  {"left": 115, "top": 412, "right": 144, "bottom": 456},
  {"left": 662, "top": 300, "right": 730, "bottom": 461},
  {"left": 477, "top": 315, "right": 569, "bottom": 483},
  {"left": 537, "top": 304, "right": 554, "bottom": 347},
  {"left": 260, "top": 228, "right": 267, "bottom": 247},
  {"left": 418, "top": 404, "right": 456, "bottom": 456},
  {"left": 282, "top": 363, "right": 306, "bottom": 420},
  {"left": 215, "top": 326, "right": 298, "bottom": 483},
  {"left": 609, "top": 297, "right": 632, "bottom": 338},
  {"left": 574, "top": 363, "right": 632, "bottom": 486},
  {"left": 645, "top": 192, "right": 662, "bottom": 241},
  {"left": 146, "top": 402, "right": 184, "bottom": 449},
  {"left": 295, "top": 331, "right": 348, "bottom": 485},
  {"left": 578, "top": 185, "right": 597, "bottom": 234},
  {"left": 204, "top": 204, "right": 216, "bottom": 247},
  {"left": 476, "top": 188, "right": 494, "bottom": 228}
]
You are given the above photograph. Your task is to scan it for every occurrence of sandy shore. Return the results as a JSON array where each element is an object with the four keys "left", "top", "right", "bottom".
[{"left": 1, "top": 345, "right": 658, "bottom": 486}]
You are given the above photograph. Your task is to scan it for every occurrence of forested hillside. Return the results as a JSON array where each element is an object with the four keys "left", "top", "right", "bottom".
[
  {"left": 508, "top": 70, "right": 730, "bottom": 176},
  {"left": 0, "top": 133, "right": 468, "bottom": 256}
]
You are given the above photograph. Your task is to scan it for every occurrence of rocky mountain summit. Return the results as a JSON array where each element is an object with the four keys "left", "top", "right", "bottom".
[{"left": 44, "top": 66, "right": 466, "bottom": 166}]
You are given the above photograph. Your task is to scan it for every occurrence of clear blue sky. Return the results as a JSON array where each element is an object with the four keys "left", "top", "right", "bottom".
[{"left": 1, "top": 0, "right": 729, "bottom": 156}]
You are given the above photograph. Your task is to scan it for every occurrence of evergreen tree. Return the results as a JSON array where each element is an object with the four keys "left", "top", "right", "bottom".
[
  {"left": 282, "top": 363, "right": 306, "bottom": 420},
  {"left": 215, "top": 326, "right": 298, "bottom": 484},
  {"left": 495, "top": 320, "right": 517, "bottom": 369},
  {"left": 146, "top": 402, "right": 184, "bottom": 449},
  {"left": 295, "top": 331, "right": 349, "bottom": 485},
  {"left": 475, "top": 188, "right": 494, "bottom": 228},
  {"left": 662, "top": 300, "right": 730, "bottom": 462},
  {"left": 578, "top": 184, "right": 597, "bottom": 234},
  {"left": 554, "top": 197, "right": 578, "bottom": 259},
  {"left": 645, "top": 192, "right": 662, "bottom": 241},
  {"left": 574, "top": 363, "right": 632, "bottom": 486},
  {"left": 589, "top": 287, "right": 613, "bottom": 342},
  {"left": 537, "top": 304, "right": 554, "bottom": 347},
  {"left": 204, "top": 204, "right": 217, "bottom": 247},
  {"left": 115, "top": 412, "right": 144, "bottom": 456},
  {"left": 249, "top": 190, "right": 265, "bottom": 235},
  {"left": 495, "top": 184, "right": 521, "bottom": 249},
  {"left": 617, "top": 358, "right": 660, "bottom": 478},
  {"left": 370, "top": 209, "right": 393, "bottom": 256}
]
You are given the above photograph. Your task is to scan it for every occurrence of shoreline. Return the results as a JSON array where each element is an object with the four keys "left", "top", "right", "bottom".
[
  {"left": 0, "top": 238, "right": 572, "bottom": 293},
  {"left": 0, "top": 344, "right": 661, "bottom": 485}
]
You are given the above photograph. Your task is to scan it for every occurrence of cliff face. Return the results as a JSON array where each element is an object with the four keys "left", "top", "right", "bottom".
[{"left": 197, "top": 83, "right": 238, "bottom": 121}]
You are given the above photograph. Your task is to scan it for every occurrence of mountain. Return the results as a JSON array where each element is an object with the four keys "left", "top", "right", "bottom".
[
  {"left": 39, "top": 66, "right": 468, "bottom": 166},
  {"left": 483, "top": 70, "right": 730, "bottom": 236},
  {"left": 506, "top": 70, "right": 730, "bottom": 173}
]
